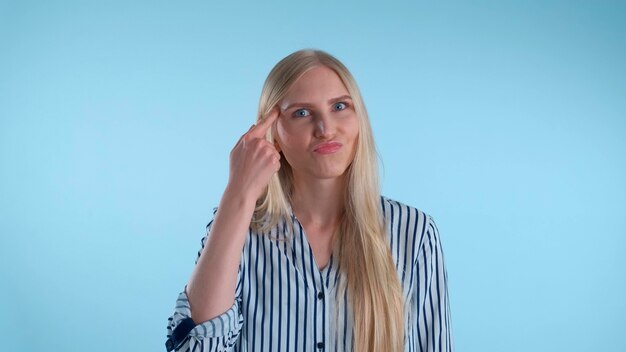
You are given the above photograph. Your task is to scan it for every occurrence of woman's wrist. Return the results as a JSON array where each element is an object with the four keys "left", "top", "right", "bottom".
[{"left": 222, "top": 183, "right": 257, "bottom": 211}]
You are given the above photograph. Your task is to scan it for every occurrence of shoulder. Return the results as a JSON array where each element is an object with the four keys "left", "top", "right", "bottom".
[
  {"left": 380, "top": 195, "right": 435, "bottom": 227},
  {"left": 379, "top": 195, "right": 439, "bottom": 261}
]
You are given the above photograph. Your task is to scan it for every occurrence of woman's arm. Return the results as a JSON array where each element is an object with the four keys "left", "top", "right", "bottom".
[
  {"left": 185, "top": 188, "right": 255, "bottom": 323},
  {"left": 186, "top": 108, "right": 280, "bottom": 323},
  {"left": 165, "top": 109, "right": 281, "bottom": 351},
  {"left": 165, "top": 208, "right": 246, "bottom": 352}
]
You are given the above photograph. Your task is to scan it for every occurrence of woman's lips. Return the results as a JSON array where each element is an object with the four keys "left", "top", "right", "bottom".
[{"left": 314, "top": 141, "right": 343, "bottom": 154}]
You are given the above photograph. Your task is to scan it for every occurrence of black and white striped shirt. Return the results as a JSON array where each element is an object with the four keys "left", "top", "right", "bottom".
[{"left": 166, "top": 196, "right": 454, "bottom": 351}]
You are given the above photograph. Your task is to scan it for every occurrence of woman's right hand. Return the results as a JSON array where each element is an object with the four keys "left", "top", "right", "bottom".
[{"left": 226, "top": 107, "right": 281, "bottom": 203}]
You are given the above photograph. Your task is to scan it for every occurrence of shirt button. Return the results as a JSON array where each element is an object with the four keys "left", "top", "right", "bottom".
[
  {"left": 317, "top": 341, "right": 324, "bottom": 349},
  {"left": 317, "top": 292, "right": 324, "bottom": 300}
]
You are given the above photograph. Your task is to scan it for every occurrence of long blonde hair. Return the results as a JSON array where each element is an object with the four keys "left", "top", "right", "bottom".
[{"left": 253, "top": 49, "right": 405, "bottom": 351}]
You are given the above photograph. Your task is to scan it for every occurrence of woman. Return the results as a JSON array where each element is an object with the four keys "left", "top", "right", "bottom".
[{"left": 166, "top": 49, "right": 454, "bottom": 352}]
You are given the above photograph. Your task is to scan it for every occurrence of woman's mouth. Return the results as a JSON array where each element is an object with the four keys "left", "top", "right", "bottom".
[{"left": 314, "top": 141, "right": 343, "bottom": 154}]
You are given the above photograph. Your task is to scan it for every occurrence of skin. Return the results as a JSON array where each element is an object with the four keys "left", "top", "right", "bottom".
[
  {"left": 186, "top": 111, "right": 280, "bottom": 324},
  {"left": 186, "top": 65, "right": 358, "bottom": 324},
  {"left": 274, "top": 65, "right": 359, "bottom": 269}
]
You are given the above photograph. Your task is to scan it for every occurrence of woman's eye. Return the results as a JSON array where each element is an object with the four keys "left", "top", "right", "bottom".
[
  {"left": 294, "top": 109, "right": 311, "bottom": 117},
  {"left": 334, "top": 102, "right": 348, "bottom": 110}
]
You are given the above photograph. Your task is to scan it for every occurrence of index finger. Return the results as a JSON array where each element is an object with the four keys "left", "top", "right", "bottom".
[{"left": 248, "top": 107, "right": 279, "bottom": 139}]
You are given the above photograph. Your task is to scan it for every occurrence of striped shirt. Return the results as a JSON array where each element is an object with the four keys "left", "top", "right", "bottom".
[{"left": 166, "top": 195, "right": 454, "bottom": 351}]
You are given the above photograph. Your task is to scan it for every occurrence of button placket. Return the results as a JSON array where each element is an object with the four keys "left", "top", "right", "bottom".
[{"left": 315, "top": 283, "right": 327, "bottom": 350}]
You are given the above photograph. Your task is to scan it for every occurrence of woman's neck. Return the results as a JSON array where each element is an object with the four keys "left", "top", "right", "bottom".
[{"left": 290, "top": 173, "right": 346, "bottom": 232}]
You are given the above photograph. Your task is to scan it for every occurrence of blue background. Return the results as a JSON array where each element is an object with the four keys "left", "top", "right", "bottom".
[{"left": 1, "top": 1, "right": 624, "bottom": 351}]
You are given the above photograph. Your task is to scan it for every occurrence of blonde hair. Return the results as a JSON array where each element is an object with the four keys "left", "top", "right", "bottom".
[{"left": 252, "top": 49, "right": 405, "bottom": 351}]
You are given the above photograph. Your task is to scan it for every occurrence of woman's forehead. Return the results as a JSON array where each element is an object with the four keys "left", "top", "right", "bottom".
[{"left": 280, "top": 66, "right": 350, "bottom": 109}]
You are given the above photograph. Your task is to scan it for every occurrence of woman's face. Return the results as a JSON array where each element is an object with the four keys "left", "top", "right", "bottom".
[{"left": 274, "top": 65, "right": 359, "bottom": 181}]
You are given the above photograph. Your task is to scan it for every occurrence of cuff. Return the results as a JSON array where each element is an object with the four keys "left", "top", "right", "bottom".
[{"left": 169, "top": 289, "right": 241, "bottom": 339}]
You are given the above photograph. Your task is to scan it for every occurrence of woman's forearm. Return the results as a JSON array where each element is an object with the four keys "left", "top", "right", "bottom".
[{"left": 185, "top": 186, "right": 255, "bottom": 324}]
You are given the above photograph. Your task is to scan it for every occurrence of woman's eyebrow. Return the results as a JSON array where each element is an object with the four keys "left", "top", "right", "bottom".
[{"left": 283, "top": 95, "right": 352, "bottom": 110}]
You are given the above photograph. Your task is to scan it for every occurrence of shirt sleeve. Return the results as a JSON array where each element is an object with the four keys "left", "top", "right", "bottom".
[
  {"left": 165, "top": 208, "right": 245, "bottom": 352},
  {"left": 412, "top": 215, "right": 454, "bottom": 352}
]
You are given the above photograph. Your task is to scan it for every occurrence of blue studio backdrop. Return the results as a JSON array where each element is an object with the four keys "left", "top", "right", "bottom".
[{"left": 0, "top": 1, "right": 624, "bottom": 351}]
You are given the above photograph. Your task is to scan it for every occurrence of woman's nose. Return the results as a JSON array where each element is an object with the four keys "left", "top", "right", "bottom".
[
  {"left": 313, "top": 114, "right": 334, "bottom": 138},
  {"left": 316, "top": 120, "right": 326, "bottom": 135}
]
